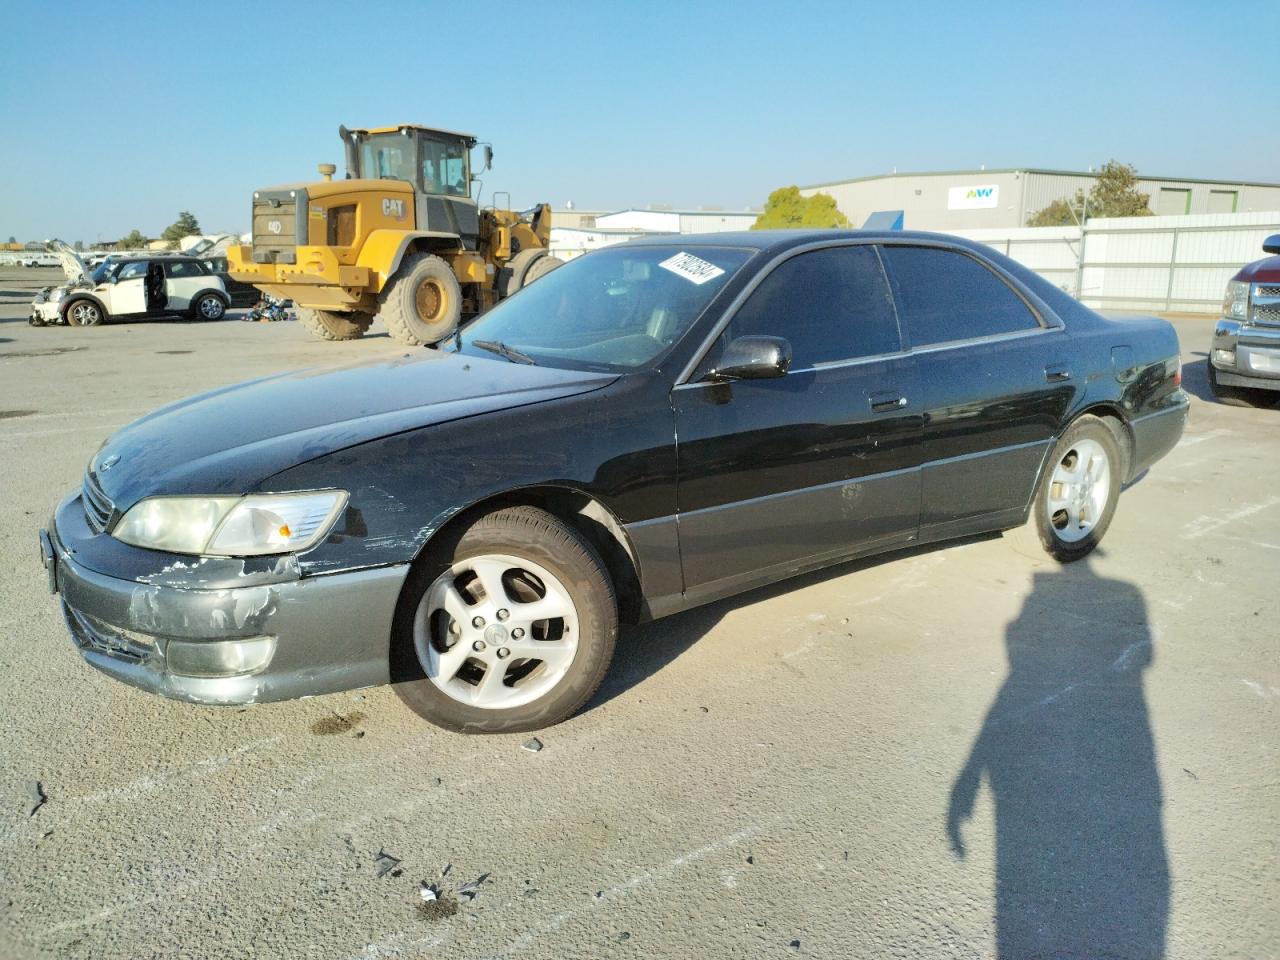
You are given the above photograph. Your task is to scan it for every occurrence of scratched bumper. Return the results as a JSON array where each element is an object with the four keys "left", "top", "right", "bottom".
[
  {"left": 1126, "top": 397, "right": 1189, "bottom": 481},
  {"left": 43, "top": 502, "right": 409, "bottom": 705}
]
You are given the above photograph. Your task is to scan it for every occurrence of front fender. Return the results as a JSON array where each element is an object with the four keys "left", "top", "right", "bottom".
[
  {"left": 357, "top": 229, "right": 458, "bottom": 289},
  {"left": 60, "top": 291, "right": 110, "bottom": 320}
]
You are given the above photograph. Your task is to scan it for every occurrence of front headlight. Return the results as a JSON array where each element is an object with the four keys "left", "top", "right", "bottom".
[
  {"left": 113, "top": 490, "right": 348, "bottom": 556},
  {"left": 1223, "top": 280, "right": 1250, "bottom": 319}
]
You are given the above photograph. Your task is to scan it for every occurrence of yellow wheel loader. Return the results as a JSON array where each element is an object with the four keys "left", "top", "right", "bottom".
[{"left": 226, "top": 124, "right": 563, "bottom": 344}]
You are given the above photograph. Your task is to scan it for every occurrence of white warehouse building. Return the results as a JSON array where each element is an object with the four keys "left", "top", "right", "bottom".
[
  {"left": 799, "top": 168, "right": 1280, "bottom": 231},
  {"left": 549, "top": 207, "right": 759, "bottom": 260}
]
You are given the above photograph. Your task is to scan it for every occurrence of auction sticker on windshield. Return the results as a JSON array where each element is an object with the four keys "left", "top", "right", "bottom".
[{"left": 659, "top": 252, "right": 726, "bottom": 285}]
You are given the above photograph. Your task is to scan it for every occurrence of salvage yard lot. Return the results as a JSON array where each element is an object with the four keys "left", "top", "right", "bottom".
[{"left": 0, "top": 278, "right": 1275, "bottom": 958}]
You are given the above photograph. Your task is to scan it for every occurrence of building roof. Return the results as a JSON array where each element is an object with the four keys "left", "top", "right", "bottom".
[
  {"left": 801, "top": 168, "right": 1280, "bottom": 190},
  {"left": 597, "top": 208, "right": 761, "bottom": 217}
]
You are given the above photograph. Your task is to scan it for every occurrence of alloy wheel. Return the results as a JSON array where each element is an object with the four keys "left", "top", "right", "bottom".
[
  {"left": 1046, "top": 438, "right": 1110, "bottom": 542},
  {"left": 414, "top": 553, "right": 580, "bottom": 709}
]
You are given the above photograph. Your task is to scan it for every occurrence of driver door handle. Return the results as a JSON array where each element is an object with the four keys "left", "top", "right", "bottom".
[{"left": 869, "top": 391, "right": 907, "bottom": 413}]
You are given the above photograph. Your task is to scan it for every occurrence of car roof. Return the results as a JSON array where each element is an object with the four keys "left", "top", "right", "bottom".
[
  {"left": 113, "top": 255, "right": 202, "bottom": 265},
  {"left": 619, "top": 228, "right": 986, "bottom": 254}
]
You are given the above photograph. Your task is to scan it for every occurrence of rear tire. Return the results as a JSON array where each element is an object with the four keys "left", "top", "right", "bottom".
[
  {"left": 1012, "top": 415, "right": 1122, "bottom": 563},
  {"left": 1208, "top": 362, "right": 1277, "bottom": 408},
  {"left": 65, "top": 299, "right": 104, "bottom": 326},
  {"left": 193, "top": 293, "right": 226, "bottom": 321},
  {"left": 296, "top": 307, "right": 371, "bottom": 341},
  {"left": 390, "top": 506, "right": 618, "bottom": 733},
  {"left": 379, "top": 253, "right": 462, "bottom": 345}
]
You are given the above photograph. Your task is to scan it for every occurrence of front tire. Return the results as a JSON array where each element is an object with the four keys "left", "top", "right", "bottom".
[
  {"left": 378, "top": 253, "right": 462, "bottom": 345},
  {"left": 523, "top": 254, "right": 564, "bottom": 286},
  {"left": 1016, "top": 415, "right": 1122, "bottom": 563},
  {"left": 390, "top": 506, "right": 617, "bottom": 733},
  {"left": 65, "top": 299, "right": 104, "bottom": 326}
]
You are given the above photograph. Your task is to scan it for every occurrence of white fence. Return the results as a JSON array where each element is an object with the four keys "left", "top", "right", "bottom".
[{"left": 950, "top": 211, "right": 1280, "bottom": 314}]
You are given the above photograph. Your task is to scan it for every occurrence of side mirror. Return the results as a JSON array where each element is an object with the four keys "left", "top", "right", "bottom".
[
  {"left": 1264, "top": 234, "right": 1280, "bottom": 255},
  {"left": 707, "top": 335, "right": 792, "bottom": 381},
  {"left": 483, "top": 145, "right": 493, "bottom": 171}
]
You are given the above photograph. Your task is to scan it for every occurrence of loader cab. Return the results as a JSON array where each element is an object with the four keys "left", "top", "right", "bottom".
[{"left": 343, "top": 125, "right": 477, "bottom": 200}]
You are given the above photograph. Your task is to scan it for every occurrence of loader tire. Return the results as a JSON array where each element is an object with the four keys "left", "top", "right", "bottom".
[
  {"left": 297, "top": 307, "right": 372, "bottom": 341},
  {"left": 379, "top": 253, "right": 462, "bottom": 346},
  {"left": 497, "top": 249, "right": 545, "bottom": 299},
  {"left": 523, "top": 255, "right": 564, "bottom": 286}
]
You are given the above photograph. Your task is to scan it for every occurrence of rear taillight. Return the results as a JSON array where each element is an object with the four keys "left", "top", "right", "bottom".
[{"left": 1173, "top": 358, "right": 1182, "bottom": 386}]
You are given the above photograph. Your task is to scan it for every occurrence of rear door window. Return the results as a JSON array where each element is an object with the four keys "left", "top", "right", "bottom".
[
  {"left": 724, "top": 245, "right": 902, "bottom": 368},
  {"left": 163, "top": 260, "right": 206, "bottom": 278},
  {"left": 879, "top": 245, "right": 1040, "bottom": 347}
]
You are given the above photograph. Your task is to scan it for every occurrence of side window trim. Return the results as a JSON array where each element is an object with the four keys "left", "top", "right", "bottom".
[
  {"left": 877, "top": 240, "right": 1051, "bottom": 351},
  {"left": 677, "top": 238, "right": 893, "bottom": 386}
]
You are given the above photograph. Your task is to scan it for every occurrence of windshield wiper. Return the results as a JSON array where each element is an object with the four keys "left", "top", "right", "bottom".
[{"left": 471, "top": 339, "right": 537, "bottom": 365}]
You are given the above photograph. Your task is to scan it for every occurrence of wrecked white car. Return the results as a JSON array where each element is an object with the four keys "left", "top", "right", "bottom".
[{"left": 30, "top": 243, "right": 231, "bottom": 327}]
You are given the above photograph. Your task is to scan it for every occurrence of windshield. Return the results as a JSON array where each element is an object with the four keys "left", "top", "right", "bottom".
[
  {"left": 359, "top": 132, "right": 416, "bottom": 183},
  {"left": 456, "top": 245, "right": 752, "bottom": 372}
]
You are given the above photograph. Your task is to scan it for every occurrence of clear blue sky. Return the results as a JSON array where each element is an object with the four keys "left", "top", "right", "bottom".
[{"left": 1, "top": 0, "right": 1274, "bottom": 243}]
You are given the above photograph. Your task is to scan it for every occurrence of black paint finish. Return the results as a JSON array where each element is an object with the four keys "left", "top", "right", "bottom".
[{"left": 62, "top": 230, "right": 1187, "bottom": 624}]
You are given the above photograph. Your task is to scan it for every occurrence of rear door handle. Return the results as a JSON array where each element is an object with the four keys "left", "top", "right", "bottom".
[
  {"left": 1045, "top": 365, "right": 1071, "bottom": 383},
  {"left": 869, "top": 391, "right": 907, "bottom": 413}
]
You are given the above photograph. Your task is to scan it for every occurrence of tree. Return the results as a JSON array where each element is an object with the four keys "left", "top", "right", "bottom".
[
  {"left": 118, "top": 229, "right": 148, "bottom": 249},
  {"left": 1028, "top": 160, "right": 1153, "bottom": 226},
  {"left": 752, "top": 186, "right": 851, "bottom": 230},
  {"left": 7, "top": 236, "right": 14, "bottom": 244},
  {"left": 161, "top": 211, "right": 202, "bottom": 248}
]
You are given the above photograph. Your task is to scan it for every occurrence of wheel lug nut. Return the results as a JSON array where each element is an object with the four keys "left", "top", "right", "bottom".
[
  {"left": 472, "top": 616, "right": 485, "bottom": 628},
  {"left": 472, "top": 640, "right": 486, "bottom": 652},
  {"left": 512, "top": 627, "right": 525, "bottom": 639},
  {"left": 497, "top": 608, "right": 510, "bottom": 621},
  {"left": 497, "top": 647, "right": 510, "bottom": 659}
]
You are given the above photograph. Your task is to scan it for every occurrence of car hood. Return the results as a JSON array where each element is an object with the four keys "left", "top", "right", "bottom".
[
  {"left": 50, "top": 239, "right": 90, "bottom": 282},
  {"left": 92, "top": 350, "right": 617, "bottom": 510},
  {"left": 1237, "top": 255, "right": 1280, "bottom": 284},
  {"left": 184, "top": 233, "right": 237, "bottom": 258}
]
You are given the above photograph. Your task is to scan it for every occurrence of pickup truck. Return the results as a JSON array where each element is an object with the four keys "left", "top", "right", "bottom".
[{"left": 1211, "top": 234, "right": 1280, "bottom": 406}]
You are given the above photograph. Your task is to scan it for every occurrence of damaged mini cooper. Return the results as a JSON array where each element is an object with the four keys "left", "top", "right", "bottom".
[
  {"left": 30, "top": 242, "right": 230, "bottom": 327},
  {"left": 41, "top": 231, "right": 1189, "bottom": 732}
]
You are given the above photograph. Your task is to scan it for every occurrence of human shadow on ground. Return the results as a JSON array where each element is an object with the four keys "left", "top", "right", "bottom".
[{"left": 947, "top": 557, "right": 1169, "bottom": 959}]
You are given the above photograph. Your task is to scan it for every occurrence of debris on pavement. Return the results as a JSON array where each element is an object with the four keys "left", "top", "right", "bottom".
[
  {"left": 416, "top": 895, "right": 459, "bottom": 921},
  {"left": 311, "top": 711, "right": 366, "bottom": 736},
  {"left": 458, "top": 873, "right": 491, "bottom": 902},
  {"left": 1183, "top": 768, "right": 1199, "bottom": 780},
  {"left": 616, "top": 931, "right": 631, "bottom": 942},
  {"left": 419, "top": 882, "right": 440, "bottom": 902},
  {"left": 522, "top": 737, "right": 544, "bottom": 753},
  {"left": 790, "top": 939, "right": 802, "bottom": 951},
  {"left": 746, "top": 855, "right": 754, "bottom": 865},
  {"left": 374, "top": 848, "right": 403, "bottom": 879},
  {"left": 27, "top": 781, "right": 47, "bottom": 817},
  {"left": 440, "top": 862, "right": 452, "bottom": 877}
]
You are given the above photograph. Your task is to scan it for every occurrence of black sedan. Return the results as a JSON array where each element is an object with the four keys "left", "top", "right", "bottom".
[{"left": 41, "top": 230, "right": 1188, "bottom": 732}]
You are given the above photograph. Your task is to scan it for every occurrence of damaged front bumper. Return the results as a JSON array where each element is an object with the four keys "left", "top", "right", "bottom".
[
  {"left": 30, "top": 298, "right": 62, "bottom": 324},
  {"left": 42, "top": 494, "right": 409, "bottom": 705}
]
